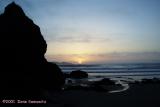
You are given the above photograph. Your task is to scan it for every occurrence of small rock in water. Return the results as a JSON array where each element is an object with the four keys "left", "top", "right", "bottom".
[
  {"left": 70, "top": 70, "right": 88, "bottom": 79},
  {"left": 93, "top": 78, "right": 116, "bottom": 86}
]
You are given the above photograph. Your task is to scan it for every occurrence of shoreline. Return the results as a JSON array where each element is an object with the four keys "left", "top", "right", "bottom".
[{"left": 64, "top": 73, "right": 160, "bottom": 93}]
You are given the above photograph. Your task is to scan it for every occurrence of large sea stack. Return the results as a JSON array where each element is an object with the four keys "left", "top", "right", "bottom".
[{"left": 0, "top": 2, "right": 65, "bottom": 95}]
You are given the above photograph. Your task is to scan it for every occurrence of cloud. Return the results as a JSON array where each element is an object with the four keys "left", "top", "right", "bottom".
[
  {"left": 93, "top": 52, "right": 160, "bottom": 63},
  {"left": 46, "top": 28, "right": 112, "bottom": 43},
  {"left": 52, "top": 36, "right": 110, "bottom": 43},
  {"left": 46, "top": 52, "right": 160, "bottom": 64}
]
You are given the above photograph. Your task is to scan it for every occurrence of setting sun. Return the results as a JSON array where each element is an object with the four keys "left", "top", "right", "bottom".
[
  {"left": 77, "top": 58, "right": 83, "bottom": 64},
  {"left": 74, "top": 57, "right": 87, "bottom": 64}
]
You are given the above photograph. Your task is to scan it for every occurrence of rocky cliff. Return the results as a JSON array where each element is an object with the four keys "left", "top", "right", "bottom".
[{"left": 0, "top": 2, "right": 65, "bottom": 96}]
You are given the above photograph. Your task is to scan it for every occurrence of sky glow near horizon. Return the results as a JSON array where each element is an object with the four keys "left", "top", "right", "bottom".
[{"left": 0, "top": 0, "right": 160, "bottom": 64}]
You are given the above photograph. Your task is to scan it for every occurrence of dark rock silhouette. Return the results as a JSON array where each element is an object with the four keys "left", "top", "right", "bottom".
[
  {"left": 0, "top": 2, "right": 65, "bottom": 96},
  {"left": 141, "top": 78, "right": 160, "bottom": 84},
  {"left": 70, "top": 70, "right": 88, "bottom": 79},
  {"left": 93, "top": 78, "right": 115, "bottom": 86}
]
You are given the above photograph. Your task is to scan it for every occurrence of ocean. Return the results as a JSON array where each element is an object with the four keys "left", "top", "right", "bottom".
[{"left": 58, "top": 63, "right": 160, "bottom": 80}]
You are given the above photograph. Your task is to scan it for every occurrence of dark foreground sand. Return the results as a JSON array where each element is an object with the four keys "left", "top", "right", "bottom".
[
  {"left": 0, "top": 83, "right": 159, "bottom": 107},
  {"left": 45, "top": 83, "right": 160, "bottom": 107}
]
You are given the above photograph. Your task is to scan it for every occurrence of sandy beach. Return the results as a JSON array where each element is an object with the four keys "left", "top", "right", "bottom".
[
  {"left": 43, "top": 83, "right": 160, "bottom": 107},
  {"left": 0, "top": 82, "right": 159, "bottom": 107}
]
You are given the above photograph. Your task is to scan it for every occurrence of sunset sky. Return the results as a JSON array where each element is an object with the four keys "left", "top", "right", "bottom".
[{"left": 0, "top": 0, "right": 160, "bottom": 64}]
